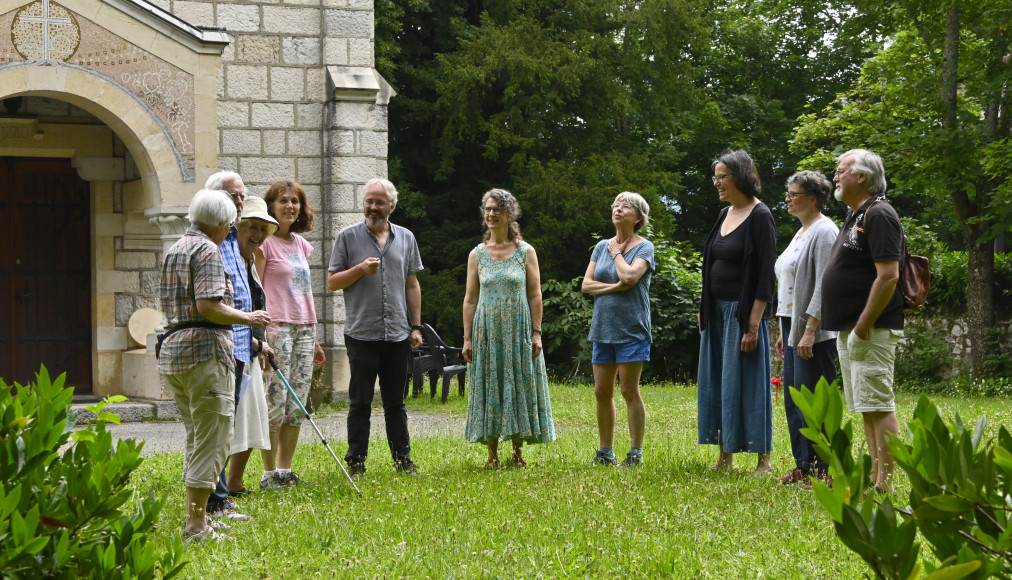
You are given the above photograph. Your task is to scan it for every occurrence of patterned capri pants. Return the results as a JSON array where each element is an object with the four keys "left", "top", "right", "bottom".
[{"left": 264, "top": 322, "right": 316, "bottom": 430}]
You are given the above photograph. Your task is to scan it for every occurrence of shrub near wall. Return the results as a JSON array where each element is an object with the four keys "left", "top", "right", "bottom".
[
  {"left": 0, "top": 367, "right": 184, "bottom": 579},
  {"left": 895, "top": 219, "right": 1012, "bottom": 383}
]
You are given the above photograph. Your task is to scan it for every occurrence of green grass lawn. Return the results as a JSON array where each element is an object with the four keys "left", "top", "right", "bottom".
[{"left": 132, "top": 383, "right": 1012, "bottom": 579}]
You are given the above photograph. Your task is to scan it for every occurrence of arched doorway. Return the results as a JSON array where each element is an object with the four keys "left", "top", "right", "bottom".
[{"left": 0, "top": 156, "right": 91, "bottom": 390}]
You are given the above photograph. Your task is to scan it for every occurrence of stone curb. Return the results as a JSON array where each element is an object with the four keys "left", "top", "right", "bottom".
[{"left": 71, "top": 399, "right": 181, "bottom": 423}]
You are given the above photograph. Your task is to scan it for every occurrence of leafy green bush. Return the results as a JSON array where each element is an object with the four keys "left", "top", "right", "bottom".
[
  {"left": 928, "top": 251, "right": 1012, "bottom": 308},
  {"left": 894, "top": 318, "right": 958, "bottom": 383},
  {"left": 647, "top": 238, "right": 703, "bottom": 381},
  {"left": 901, "top": 217, "right": 948, "bottom": 264},
  {"left": 0, "top": 366, "right": 185, "bottom": 579},
  {"left": 541, "top": 277, "right": 594, "bottom": 380},
  {"left": 793, "top": 378, "right": 1012, "bottom": 579}
]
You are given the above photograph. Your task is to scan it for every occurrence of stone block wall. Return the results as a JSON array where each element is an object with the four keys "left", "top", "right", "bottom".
[{"left": 156, "top": 0, "right": 390, "bottom": 396}]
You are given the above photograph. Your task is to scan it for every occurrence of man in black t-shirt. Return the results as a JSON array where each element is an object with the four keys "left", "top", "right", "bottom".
[{"left": 821, "top": 149, "right": 904, "bottom": 495}]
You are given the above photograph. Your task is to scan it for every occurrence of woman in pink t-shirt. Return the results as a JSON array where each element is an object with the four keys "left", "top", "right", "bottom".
[{"left": 256, "top": 180, "right": 326, "bottom": 488}]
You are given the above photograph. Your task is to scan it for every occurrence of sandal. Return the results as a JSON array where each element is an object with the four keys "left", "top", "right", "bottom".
[
  {"left": 227, "top": 487, "right": 252, "bottom": 498},
  {"left": 511, "top": 454, "right": 527, "bottom": 468},
  {"left": 484, "top": 458, "right": 500, "bottom": 469}
]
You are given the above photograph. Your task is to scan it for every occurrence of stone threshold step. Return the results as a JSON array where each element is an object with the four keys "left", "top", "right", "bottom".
[{"left": 70, "top": 398, "right": 180, "bottom": 423}]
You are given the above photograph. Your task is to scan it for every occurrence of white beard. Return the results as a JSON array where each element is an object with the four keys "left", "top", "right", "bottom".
[{"left": 834, "top": 187, "right": 844, "bottom": 201}]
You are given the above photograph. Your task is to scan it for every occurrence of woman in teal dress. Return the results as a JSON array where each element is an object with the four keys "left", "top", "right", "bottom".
[{"left": 462, "top": 188, "right": 556, "bottom": 468}]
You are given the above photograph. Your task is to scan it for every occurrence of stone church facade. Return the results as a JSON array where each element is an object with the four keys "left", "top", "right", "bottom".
[{"left": 0, "top": 0, "right": 391, "bottom": 400}]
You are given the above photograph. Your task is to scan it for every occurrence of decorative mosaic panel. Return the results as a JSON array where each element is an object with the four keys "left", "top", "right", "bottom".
[{"left": 1, "top": 0, "right": 196, "bottom": 181}]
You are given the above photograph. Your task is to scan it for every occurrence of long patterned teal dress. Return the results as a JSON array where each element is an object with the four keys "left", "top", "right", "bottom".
[{"left": 465, "top": 241, "right": 556, "bottom": 445}]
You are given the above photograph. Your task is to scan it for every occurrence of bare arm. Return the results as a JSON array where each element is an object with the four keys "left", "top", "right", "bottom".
[
  {"left": 525, "top": 246, "right": 544, "bottom": 359},
  {"left": 613, "top": 256, "right": 650, "bottom": 288},
  {"left": 740, "top": 298, "right": 767, "bottom": 353},
  {"left": 405, "top": 273, "right": 422, "bottom": 349},
  {"left": 796, "top": 316, "right": 820, "bottom": 360},
  {"left": 853, "top": 260, "right": 899, "bottom": 340},
  {"left": 328, "top": 257, "right": 380, "bottom": 291},
  {"left": 609, "top": 238, "right": 650, "bottom": 287},
  {"left": 196, "top": 298, "right": 270, "bottom": 328},
  {"left": 254, "top": 250, "right": 266, "bottom": 286},
  {"left": 461, "top": 250, "right": 480, "bottom": 363},
  {"left": 580, "top": 260, "right": 627, "bottom": 295}
]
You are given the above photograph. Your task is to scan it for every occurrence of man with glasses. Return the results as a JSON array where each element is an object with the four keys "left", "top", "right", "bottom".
[
  {"left": 820, "top": 149, "right": 904, "bottom": 495},
  {"left": 327, "top": 178, "right": 424, "bottom": 477}
]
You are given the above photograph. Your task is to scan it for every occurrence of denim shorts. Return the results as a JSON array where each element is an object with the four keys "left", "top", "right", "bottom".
[{"left": 592, "top": 339, "right": 651, "bottom": 364}]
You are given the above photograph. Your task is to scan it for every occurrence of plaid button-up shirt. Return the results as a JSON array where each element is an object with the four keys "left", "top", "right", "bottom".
[{"left": 158, "top": 226, "right": 236, "bottom": 375}]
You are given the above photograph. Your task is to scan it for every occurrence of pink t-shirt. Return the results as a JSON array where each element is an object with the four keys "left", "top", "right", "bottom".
[{"left": 260, "top": 234, "right": 317, "bottom": 324}]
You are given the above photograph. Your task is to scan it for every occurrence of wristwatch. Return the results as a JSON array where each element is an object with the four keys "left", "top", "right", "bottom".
[{"left": 411, "top": 325, "right": 424, "bottom": 332}]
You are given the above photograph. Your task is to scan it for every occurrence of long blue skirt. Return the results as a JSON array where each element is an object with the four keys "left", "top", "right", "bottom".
[{"left": 697, "top": 299, "right": 772, "bottom": 453}]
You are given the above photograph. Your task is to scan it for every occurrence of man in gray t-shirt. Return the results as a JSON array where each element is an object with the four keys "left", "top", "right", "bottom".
[{"left": 327, "top": 178, "right": 424, "bottom": 476}]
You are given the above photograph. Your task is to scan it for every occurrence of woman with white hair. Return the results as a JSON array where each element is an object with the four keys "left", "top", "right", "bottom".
[
  {"left": 158, "top": 189, "right": 271, "bottom": 543},
  {"left": 581, "top": 192, "right": 655, "bottom": 468}
]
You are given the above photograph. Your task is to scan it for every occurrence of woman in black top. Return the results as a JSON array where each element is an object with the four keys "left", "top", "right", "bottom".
[{"left": 696, "top": 149, "right": 777, "bottom": 475}]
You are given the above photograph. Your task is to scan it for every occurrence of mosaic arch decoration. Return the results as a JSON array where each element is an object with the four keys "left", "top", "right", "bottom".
[{"left": 2, "top": 0, "right": 197, "bottom": 181}]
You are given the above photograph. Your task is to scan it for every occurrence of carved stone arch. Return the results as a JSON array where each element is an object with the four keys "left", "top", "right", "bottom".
[{"left": 0, "top": 67, "right": 168, "bottom": 206}]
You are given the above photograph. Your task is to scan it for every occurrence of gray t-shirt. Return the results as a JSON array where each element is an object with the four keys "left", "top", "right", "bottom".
[
  {"left": 328, "top": 221, "right": 424, "bottom": 342},
  {"left": 588, "top": 239, "right": 655, "bottom": 343}
]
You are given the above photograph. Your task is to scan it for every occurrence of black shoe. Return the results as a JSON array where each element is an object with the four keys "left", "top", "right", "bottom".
[
  {"left": 394, "top": 460, "right": 418, "bottom": 476},
  {"left": 227, "top": 487, "right": 253, "bottom": 498},
  {"left": 280, "top": 471, "right": 310, "bottom": 486},
  {"left": 348, "top": 462, "right": 366, "bottom": 477},
  {"left": 259, "top": 472, "right": 287, "bottom": 491}
]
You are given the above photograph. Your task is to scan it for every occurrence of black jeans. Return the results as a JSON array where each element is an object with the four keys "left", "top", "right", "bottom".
[
  {"left": 208, "top": 359, "right": 244, "bottom": 511},
  {"left": 344, "top": 335, "right": 412, "bottom": 465},
  {"left": 781, "top": 318, "right": 837, "bottom": 475}
]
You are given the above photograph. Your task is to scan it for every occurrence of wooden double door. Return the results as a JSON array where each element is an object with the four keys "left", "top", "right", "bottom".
[{"left": 0, "top": 157, "right": 92, "bottom": 391}]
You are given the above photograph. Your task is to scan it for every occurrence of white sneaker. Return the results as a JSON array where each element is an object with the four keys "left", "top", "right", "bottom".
[
  {"left": 205, "top": 515, "right": 231, "bottom": 530},
  {"left": 208, "top": 506, "right": 251, "bottom": 522},
  {"left": 183, "top": 527, "right": 233, "bottom": 544}
]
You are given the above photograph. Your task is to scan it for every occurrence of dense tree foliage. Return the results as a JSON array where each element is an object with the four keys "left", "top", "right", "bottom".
[
  {"left": 375, "top": 0, "right": 1003, "bottom": 378},
  {"left": 792, "top": 0, "right": 1012, "bottom": 377}
]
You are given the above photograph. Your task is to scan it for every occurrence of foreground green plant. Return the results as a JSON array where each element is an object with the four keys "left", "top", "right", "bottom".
[
  {"left": 793, "top": 378, "right": 1012, "bottom": 579},
  {"left": 0, "top": 366, "right": 184, "bottom": 579}
]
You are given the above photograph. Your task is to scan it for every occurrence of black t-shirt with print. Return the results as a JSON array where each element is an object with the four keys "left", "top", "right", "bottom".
[{"left": 821, "top": 197, "right": 905, "bottom": 331}]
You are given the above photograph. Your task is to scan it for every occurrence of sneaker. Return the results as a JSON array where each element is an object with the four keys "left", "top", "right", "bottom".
[
  {"left": 777, "top": 468, "right": 806, "bottom": 484},
  {"left": 208, "top": 506, "right": 251, "bottom": 522},
  {"left": 591, "top": 450, "right": 618, "bottom": 466},
  {"left": 279, "top": 471, "right": 311, "bottom": 486},
  {"left": 347, "top": 462, "right": 366, "bottom": 477},
  {"left": 259, "top": 472, "right": 286, "bottom": 491},
  {"left": 619, "top": 453, "right": 642, "bottom": 468},
  {"left": 227, "top": 487, "right": 252, "bottom": 499},
  {"left": 205, "top": 515, "right": 231, "bottom": 531},
  {"left": 394, "top": 460, "right": 418, "bottom": 475},
  {"left": 183, "top": 527, "right": 232, "bottom": 544}
]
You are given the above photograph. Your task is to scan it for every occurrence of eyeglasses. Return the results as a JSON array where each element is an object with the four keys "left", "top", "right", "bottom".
[
  {"left": 712, "top": 173, "right": 730, "bottom": 183},
  {"left": 364, "top": 198, "right": 390, "bottom": 207},
  {"left": 227, "top": 191, "right": 246, "bottom": 202},
  {"left": 483, "top": 206, "right": 503, "bottom": 215},
  {"left": 785, "top": 191, "right": 809, "bottom": 200}
]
